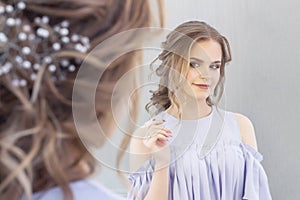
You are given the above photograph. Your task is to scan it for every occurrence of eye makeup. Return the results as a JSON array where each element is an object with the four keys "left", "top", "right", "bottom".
[{"left": 189, "top": 57, "right": 221, "bottom": 69}]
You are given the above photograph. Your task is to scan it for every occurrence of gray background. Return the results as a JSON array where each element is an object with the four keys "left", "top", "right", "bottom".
[
  {"left": 94, "top": 0, "right": 300, "bottom": 199},
  {"left": 163, "top": 0, "right": 300, "bottom": 199}
]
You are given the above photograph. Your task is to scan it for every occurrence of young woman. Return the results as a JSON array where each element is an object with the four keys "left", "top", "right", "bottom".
[
  {"left": 0, "top": 0, "right": 164, "bottom": 199},
  {"left": 128, "top": 21, "right": 272, "bottom": 200}
]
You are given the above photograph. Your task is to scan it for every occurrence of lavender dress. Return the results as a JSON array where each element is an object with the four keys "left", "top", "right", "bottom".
[
  {"left": 30, "top": 179, "right": 122, "bottom": 200},
  {"left": 128, "top": 106, "right": 272, "bottom": 199}
]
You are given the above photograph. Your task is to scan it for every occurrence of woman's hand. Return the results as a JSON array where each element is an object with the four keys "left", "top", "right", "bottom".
[
  {"left": 130, "top": 119, "right": 172, "bottom": 200},
  {"left": 137, "top": 119, "right": 172, "bottom": 168}
]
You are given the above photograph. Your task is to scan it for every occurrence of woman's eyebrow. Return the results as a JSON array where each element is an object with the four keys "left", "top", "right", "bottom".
[
  {"left": 190, "top": 57, "right": 204, "bottom": 62},
  {"left": 190, "top": 57, "right": 221, "bottom": 63}
]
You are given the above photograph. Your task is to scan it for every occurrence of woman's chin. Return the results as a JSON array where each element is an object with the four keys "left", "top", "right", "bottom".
[{"left": 185, "top": 94, "right": 210, "bottom": 103}]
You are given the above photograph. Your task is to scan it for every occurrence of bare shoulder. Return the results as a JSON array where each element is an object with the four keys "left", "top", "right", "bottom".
[{"left": 234, "top": 113, "right": 258, "bottom": 151}]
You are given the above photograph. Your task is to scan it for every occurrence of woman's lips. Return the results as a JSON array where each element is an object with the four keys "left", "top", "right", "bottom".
[{"left": 193, "top": 83, "right": 209, "bottom": 89}]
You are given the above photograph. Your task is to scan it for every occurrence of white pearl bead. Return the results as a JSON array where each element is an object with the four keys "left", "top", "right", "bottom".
[
  {"left": 75, "top": 43, "right": 88, "bottom": 53},
  {"left": 2, "top": 67, "right": 9, "bottom": 73},
  {"left": 54, "top": 26, "right": 60, "bottom": 32},
  {"left": 61, "top": 36, "right": 70, "bottom": 43},
  {"left": 59, "top": 28, "right": 69, "bottom": 36},
  {"left": 61, "top": 60, "right": 69, "bottom": 67},
  {"left": 19, "top": 79, "right": 27, "bottom": 87},
  {"left": 15, "top": 56, "right": 23, "bottom": 63},
  {"left": 28, "top": 34, "right": 36, "bottom": 41},
  {"left": 42, "top": 16, "right": 49, "bottom": 24},
  {"left": 68, "top": 65, "right": 76, "bottom": 72},
  {"left": 6, "top": 5, "right": 14, "bottom": 13},
  {"left": 0, "top": 32, "right": 8, "bottom": 43},
  {"left": 15, "top": 18, "right": 22, "bottom": 25},
  {"left": 18, "top": 32, "right": 27, "bottom": 41},
  {"left": 81, "top": 37, "right": 90, "bottom": 44},
  {"left": 17, "top": 2, "right": 26, "bottom": 10},
  {"left": 23, "top": 25, "right": 31, "bottom": 32},
  {"left": 12, "top": 79, "right": 20, "bottom": 87},
  {"left": 6, "top": 18, "right": 16, "bottom": 26},
  {"left": 48, "top": 64, "right": 56, "bottom": 72},
  {"left": 5, "top": 62, "right": 12, "bottom": 70},
  {"left": 43, "top": 56, "right": 52, "bottom": 64},
  {"left": 23, "top": 61, "right": 32, "bottom": 69},
  {"left": 33, "top": 63, "right": 41, "bottom": 70},
  {"left": 71, "top": 34, "right": 79, "bottom": 42},
  {"left": 0, "top": 6, "right": 4, "bottom": 14},
  {"left": 34, "top": 17, "right": 41, "bottom": 24},
  {"left": 22, "top": 46, "right": 31, "bottom": 55},
  {"left": 2, "top": 63, "right": 12, "bottom": 74},
  {"left": 52, "top": 43, "right": 61, "bottom": 51},
  {"left": 31, "top": 73, "right": 37, "bottom": 80},
  {"left": 61, "top": 20, "right": 69, "bottom": 27},
  {"left": 37, "top": 28, "right": 49, "bottom": 38},
  {"left": 75, "top": 43, "right": 83, "bottom": 52}
]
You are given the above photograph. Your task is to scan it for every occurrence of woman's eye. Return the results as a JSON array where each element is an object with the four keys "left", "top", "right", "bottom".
[
  {"left": 210, "top": 64, "right": 220, "bottom": 69},
  {"left": 190, "top": 62, "right": 200, "bottom": 68}
]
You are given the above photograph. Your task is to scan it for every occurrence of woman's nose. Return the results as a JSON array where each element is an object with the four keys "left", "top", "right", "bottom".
[{"left": 196, "top": 65, "right": 210, "bottom": 78}]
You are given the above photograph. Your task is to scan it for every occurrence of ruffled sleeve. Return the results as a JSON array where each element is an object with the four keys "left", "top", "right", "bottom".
[
  {"left": 127, "top": 139, "right": 272, "bottom": 200},
  {"left": 241, "top": 143, "right": 272, "bottom": 200},
  {"left": 127, "top": 157, "right": 155, "bottom": 200}
]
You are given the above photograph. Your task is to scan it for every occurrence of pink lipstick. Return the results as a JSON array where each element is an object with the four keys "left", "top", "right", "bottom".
[{"left": 193, "top": 83, "right": 209, "bottom": 89}]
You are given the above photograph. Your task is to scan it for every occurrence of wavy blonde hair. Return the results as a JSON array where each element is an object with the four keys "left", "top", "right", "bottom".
[
  {"left": 146, "top": 21, "right": 232, "bottom": 117},
  {"left": 0, "top": 0, "right": 164, "bottom": 199}
]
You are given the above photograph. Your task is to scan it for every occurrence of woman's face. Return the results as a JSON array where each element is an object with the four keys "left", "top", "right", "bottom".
[{"left": 183, "top": 39, "right": 222, "bottom": 101}]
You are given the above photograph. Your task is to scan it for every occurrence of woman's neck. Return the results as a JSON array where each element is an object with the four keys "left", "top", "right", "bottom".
[{"left": 166, "top": 99, "right": 212, "bottom": 120}]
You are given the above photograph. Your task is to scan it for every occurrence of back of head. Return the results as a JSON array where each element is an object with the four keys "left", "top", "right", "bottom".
[{"left": 0, "top": 0, "right": 164, "bottom": 199}]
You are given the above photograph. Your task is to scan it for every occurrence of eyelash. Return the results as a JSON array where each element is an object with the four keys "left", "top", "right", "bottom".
[
  {"left": 210, "top": 64, "right": 220, "bottom": 69},
  {"left": 189, "top": 62, "right": 220, "bottom": 69},
  {"left": 189, "top": 62, "right": 200, "bottom": 68}
]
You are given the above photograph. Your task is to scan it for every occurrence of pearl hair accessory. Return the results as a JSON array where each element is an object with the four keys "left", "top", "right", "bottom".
[{"left": 0, "top": 1, "right": 91, "bottom": 86}]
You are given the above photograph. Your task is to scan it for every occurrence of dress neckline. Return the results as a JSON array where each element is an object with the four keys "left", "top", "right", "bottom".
[{"left": 163, "top": 106, "right": 215, "bottom": 122}]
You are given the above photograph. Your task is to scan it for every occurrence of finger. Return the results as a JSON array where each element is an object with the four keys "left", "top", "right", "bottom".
[
  {"left": 157, "top": 129, "right": 172, "bottom": 137},
  {"left": 144, "top": 132, "right": 169, "bottom": 147},
  {"left": 145, "top": 129, "right": 171, "bottom": 139},
  {"left": 156, "top": 137, "right": 169, "bottom": 147},
  {"left": 150, "top": 132, "right": 170, "bottom": 143},
  {"left": 161, "top": 127, "right": 172, "bottom": 133},
  {"left": 142, "top": 119, "right": 164, "bottom": 127},
  {"left": 149, "top": 125, "right": 171, "bottom": 132},
  {"left": 148, "top": 119, "right": 165, "bottom": 127},
  {"left": 148, "top": 126, "right": 171, "bottom": 134}
]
